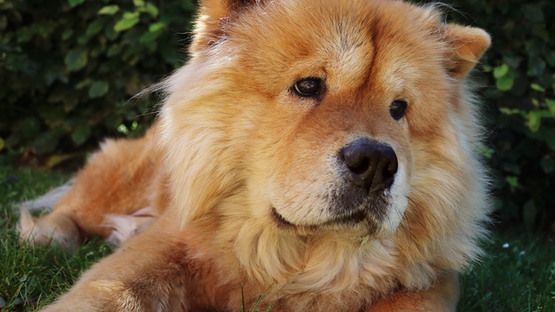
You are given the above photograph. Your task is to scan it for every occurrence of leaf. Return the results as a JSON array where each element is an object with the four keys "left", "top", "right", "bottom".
[
  {"left": 88, "top": 81, "right": 109, "bottom": 98},
  {"left": 17, "top": 27, "right": 33, "bottom": 43},
  {"left": 33, "top": 132, "right": 59, "bottom": 155},
  {"left": 499, "top": 107, "right": 523, "bottom": 116},
  {"left": 544, "top": 127, "right": 555, "bottom": 151},
  {"left": 107, "top": 44, "right": 123, "bottom": 57},
  {"left": 133, "top": 0, "right": 145, "bottom": 7},
  {"left": 530, "top": 83, "right": 545, "bottom": 92},
  {"left": 71, "top": 126, "right": 91, "bottom": 145},
  {"left": 68, "top": 0, "right": 85, "bottom": 8},
  {"left": 114, "top": 13, "right": 140, "bottom": 32},
  {"left": 526, "top": 111, "right": 541, "bottom": 132},
  {"left": 98, "top": 5, "right": 120, "bottom": 15},
  {"left": 105, "top": 22, "right": 118, "bottom": 40},
  {"left": 0, "top": 138, "right": 4, "bottom": 150},
  {"left": 75, "top": 78, "right": 93, "bottom": 90},
  {"left": 65, "top": 47, "right": 88, "bottom": 72},
  {"left": 62, "top": 29, "right": 73, "bottom": 40},
  {"left": 86, "top": 20, "right": 105, "bottom": 36},
  {"left": 493, "top": 64, "right": 509, "bottom": 79},
  {"left": 145, "top": 3, "right": 159, "bottom": 16},
  {"left": 149, "top": 22, "right": 164, "bottom": 32},
  {"left": 44, "top": 69, "right": 57, "bottom": 86},
  {"left": 496, "top": 76, "right": 514, "bottom": 91},
  {"left": 506, "top": 176, "right": 518, "bottom": 187},
  {"left": 117, "top": 123, "right": 129, "bottom": 135},
  {"left": 123, "top": 11, "right": 140, "bottom": 19},
  {"left": 45, "top": 154, "right": 76, "bottom": 169},
  {"left": 545, "top": 98, "right": 555, "bottom": 117},
  {"left": 477, "top": 144, "right": 494, "bottom": 159},
  {"left": 140, "top": 29, "right": 162, "bottom": 43},
  {"left": 36, "top": 21, "right": 57, "bottom": 38},
  {"left": 529, "top": 57, "right": 546, "bottom": 77}
]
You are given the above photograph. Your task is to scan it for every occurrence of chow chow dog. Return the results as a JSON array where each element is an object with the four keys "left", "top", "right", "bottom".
[{"left": 19, "top": 0, "right": 491, "bottom": 310}]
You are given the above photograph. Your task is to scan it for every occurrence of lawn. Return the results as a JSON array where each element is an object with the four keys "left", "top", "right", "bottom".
[{"left": 1, "top": 166, "right": 554, "bottom": 311}]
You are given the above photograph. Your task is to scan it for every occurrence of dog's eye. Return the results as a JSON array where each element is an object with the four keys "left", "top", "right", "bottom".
[
  {"left": 294, "top": 78, "right": 321, "bottom": 97},
  {"left": 389, "top": 100, "right": 407, "bottom": 120}
]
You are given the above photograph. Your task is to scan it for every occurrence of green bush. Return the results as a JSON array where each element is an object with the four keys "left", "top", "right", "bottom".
[
  {"left": 447, "top": 0, "right": 555, "bottom": 232},
  {"left": 1, "top": 0, "right": 554, "bottom": 231},
  {"left": 0, "top": 0, "right": 196, "bottom": 159}
]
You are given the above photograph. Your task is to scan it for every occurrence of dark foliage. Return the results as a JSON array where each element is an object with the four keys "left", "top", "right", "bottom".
[
  {"left": 447, "top": 0, "right": 555, "bottom": 232},
  {"left": 1, "top": 0, "right": 554, "bottom": 231},
  {"left": 0, "top": 0, "right": 196, "bottom": 160}
]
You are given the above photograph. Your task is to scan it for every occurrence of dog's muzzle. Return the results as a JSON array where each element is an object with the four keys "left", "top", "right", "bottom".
[{"left": 339, "top": 138, "right": 398, "bottom": 194}]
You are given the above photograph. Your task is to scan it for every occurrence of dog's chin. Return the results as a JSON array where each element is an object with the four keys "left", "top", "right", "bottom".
[
  {"left": 272, "top": 207, "right": 296, "bottom": 227},
  {"left": 270, "top": 183, "right": 398, "bottom": 234},
  {"left": 271, "top": 207, "right": 381, "bottom": 234}
]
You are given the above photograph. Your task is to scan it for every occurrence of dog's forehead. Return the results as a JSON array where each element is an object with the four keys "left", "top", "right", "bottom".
[
  {"left": 322, "top": 22, "right": 375, "bottom": 90},
  {"left": 231, "top": 0, "right": 438, "bottom": 94}
]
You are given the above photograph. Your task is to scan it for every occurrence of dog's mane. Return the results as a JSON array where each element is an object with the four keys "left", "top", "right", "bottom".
[{"left": 154, "top": 1, "right": 490, "bottom": 308}]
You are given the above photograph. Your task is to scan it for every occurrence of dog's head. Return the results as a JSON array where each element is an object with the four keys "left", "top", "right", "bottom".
[{"left": 160, "top": 0, "right": 490, "bottom": 241}]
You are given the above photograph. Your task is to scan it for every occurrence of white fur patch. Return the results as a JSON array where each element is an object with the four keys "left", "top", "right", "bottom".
[
  {"left": 17, "top": 207, "right": 37, "bottom": 239},
  {"left": 17, "top": 207, "right": 76, "bottom": 249},
  {"left": 104, "top": 207, "right": 159, "bottom": 246},
  {"left": 17, "top": 179, "right": 74, "bottom": 212}
]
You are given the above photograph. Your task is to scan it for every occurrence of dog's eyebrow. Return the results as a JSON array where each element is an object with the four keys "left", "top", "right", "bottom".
[{"left": 328, "top": 32, "right": 374, "bottom": 90}]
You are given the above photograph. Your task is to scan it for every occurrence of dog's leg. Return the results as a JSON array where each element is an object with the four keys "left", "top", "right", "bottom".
[
  {"left": 367, "top": 270, "right": 460, "bottom": 312},
  {"left": 18, "top": 127, "right": 169, "bottom": 249},
  {"left": 39, "top": 211, "right": 193, "bottom": 312}
]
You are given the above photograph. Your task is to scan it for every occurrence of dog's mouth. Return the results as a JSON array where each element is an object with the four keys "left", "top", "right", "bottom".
[
  {"left": 272, "top": 207, "right": 295, "bottom": 227},
  {"left": 271, "top": 176, "right": 394, "bottom": 230},
  {"left": 272, "top": 206, "right": 371, "bottom": 228}
]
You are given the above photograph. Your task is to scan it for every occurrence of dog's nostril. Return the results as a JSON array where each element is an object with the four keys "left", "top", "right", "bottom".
[
  {"left": 347, "top": 157, "right": 370, "bottom": 175},
  {"left": 341, "top": 139, "right": 398, "bottom": 194}
]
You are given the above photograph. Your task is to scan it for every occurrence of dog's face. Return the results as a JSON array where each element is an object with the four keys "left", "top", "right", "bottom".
[
  {"left": 161, "top": 0, "right": 490, "bottom": 241},
  {"left": 239, "top": 7, "right": 417, "bottom": 236}
]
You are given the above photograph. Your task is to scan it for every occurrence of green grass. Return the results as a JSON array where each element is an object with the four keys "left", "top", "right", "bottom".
[
  {"left": 0, "top": 167, "right": 113, "bottom": 311},
  {"left": 459, "top": 234, "right": 555, "bottom": 311},
  {"left": 1, "top": 166, "right": 554, "bottom": 311}
]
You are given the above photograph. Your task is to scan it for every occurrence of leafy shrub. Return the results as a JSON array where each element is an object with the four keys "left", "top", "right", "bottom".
[
  {"left": 0, "top": 0, "right": 196, "bottom": 161},
  {"left": 447, "top": 0, "right": 555, "bottom": 231},
  {"left": 1, "top": 0, "right": 554, "bottom": 231}
]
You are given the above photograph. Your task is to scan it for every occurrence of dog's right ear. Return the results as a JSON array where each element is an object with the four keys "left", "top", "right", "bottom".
[
  {"left": 442, "top": 24, "right": 491, "bottom": 80},
  {"left": 191, "top": 0, "right": 262, "bottom": 54}
]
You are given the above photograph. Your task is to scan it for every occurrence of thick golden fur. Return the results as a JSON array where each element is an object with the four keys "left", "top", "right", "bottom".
[{"left": 20, "top": 0, "right": 491, "bottom": 311}]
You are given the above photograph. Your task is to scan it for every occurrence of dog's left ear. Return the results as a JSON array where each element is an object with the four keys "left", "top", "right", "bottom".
[
  {"left": 191, "top": 0, "right": 265, "bottom": 54},
  {"left": 442, "top": 24, "right": 491, "bottom": 80}
]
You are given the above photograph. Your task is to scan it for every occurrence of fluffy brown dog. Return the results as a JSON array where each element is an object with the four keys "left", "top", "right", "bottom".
[{"left": 19, "top": 0, "right": 491, "bottom": 310}]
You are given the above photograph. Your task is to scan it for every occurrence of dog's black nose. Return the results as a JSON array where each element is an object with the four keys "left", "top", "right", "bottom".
[{"left": 340, "top": 139, "right": 398, "bottom": 194}]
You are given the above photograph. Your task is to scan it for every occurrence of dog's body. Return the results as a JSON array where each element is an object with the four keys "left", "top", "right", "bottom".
[{"left": 19, "top": 0, "right": 491, "bottom": 311}]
